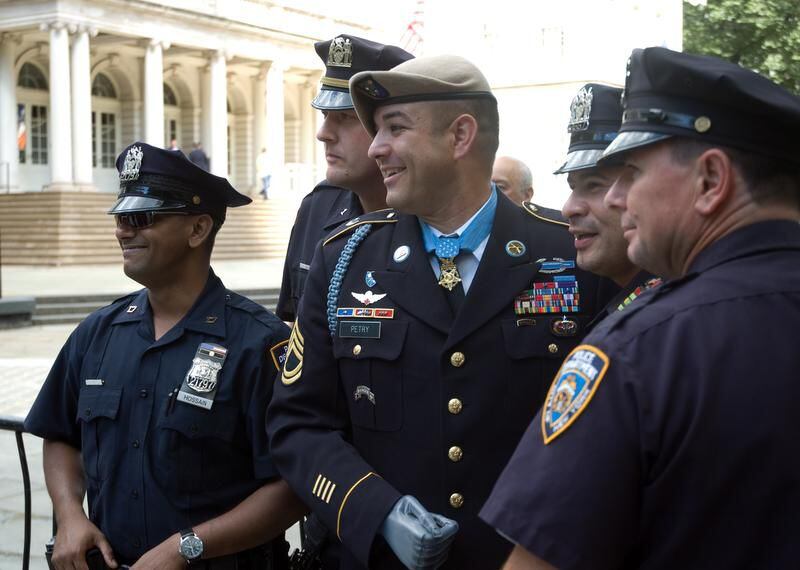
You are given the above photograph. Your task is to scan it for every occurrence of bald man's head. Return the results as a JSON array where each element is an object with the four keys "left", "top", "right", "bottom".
[{"left": 492, "top": 156, "right": 533, "bottom": 205}]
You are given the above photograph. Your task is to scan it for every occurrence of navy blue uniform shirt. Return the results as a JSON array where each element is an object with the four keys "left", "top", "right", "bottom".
[
  {"left": 481, "top": 220, "right": 800, "bottom": 569},
  {"left": 268, "top": 190, "right": 616, "bottom": 569},
  {"left": 25, "top": 270, "right": 290, "bottom": 562},
  {"left": 276, "top": 183, "right": 363, "bottom": 322}
]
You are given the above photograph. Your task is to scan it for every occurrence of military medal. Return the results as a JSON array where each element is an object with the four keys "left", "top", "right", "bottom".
[
  {"left": 438, "top": 258, "right": 462, "bottom": 291},
  {"left": 176, "top": 343, "right": 227, "bottom": 410}
]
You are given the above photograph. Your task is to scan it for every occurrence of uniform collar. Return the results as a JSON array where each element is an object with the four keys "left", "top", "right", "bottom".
[
  {"left": 687, "top": 220, "right": 800, "bottom": 276},
  {"left": 323, "top": 187, "right": 364, "bottom": 231},
  {"left": 110, "top": 269, "right": 227, "bottom": 339}
]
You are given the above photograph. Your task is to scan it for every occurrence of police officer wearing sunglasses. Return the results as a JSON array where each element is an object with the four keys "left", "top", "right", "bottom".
[{"left": 26, "top": 142, "right": 305, "bottom": 569}]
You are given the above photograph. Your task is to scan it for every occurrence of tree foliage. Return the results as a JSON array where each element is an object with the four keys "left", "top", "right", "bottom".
[{"left": 683, "top": 0, "right": 800, "bottom": 94}]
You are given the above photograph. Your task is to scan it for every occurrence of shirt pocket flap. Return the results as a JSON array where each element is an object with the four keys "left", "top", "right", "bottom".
[
  {"left": 76, "top": 387, "right": 123, "bottom": 423},
  {"left": 159, "top": 401, "right": 238, "bottom": 441},
  {"left": 332, "top": 321, "right": 408, "bottom": 361},
  {"left": 501, "top": 317, "right": 585, "bottom": 360}
]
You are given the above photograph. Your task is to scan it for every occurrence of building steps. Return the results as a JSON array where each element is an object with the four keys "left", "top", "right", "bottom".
[{"left": 0, "top": 191, "right": 299, "bottom": 266}]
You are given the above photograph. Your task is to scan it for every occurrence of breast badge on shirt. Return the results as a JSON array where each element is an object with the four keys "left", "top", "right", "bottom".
[
  {"left": 542, "top": 344, "right": 609, "bottom": 444},
  {"left": 281, "top": 322, "right": 304, "bottom": 386},
  {"left": 176, "top": 343, "right": 228, "bottom": 410}
]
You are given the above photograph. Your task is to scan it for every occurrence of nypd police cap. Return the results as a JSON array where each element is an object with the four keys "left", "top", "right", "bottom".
[
  {"left": 349, "top": 54, "right": 496, "bottom": 136},
  {"left": 554, "top": 83, "right": 623, "bottom": 174},
  {"left": 602, "top": 47, "right": 800, "bottom": 164},
  {"left": 312, "top": 35, "right": 413, "bottom": 111},
  {"left": 109, "top": 142, "right": 250, "bottom": 223}
]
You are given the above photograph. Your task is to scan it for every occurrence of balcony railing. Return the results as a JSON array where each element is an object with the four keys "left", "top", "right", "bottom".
[{"left": 0, "top": 414, "right": 32, "bottom": 570}]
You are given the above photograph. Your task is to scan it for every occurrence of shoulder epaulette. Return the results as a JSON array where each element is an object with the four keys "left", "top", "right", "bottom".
[
  {"left": 522, "top": 201, "right": 569, "bottom": 227},
  {"left": 323, "top": 208, "right": 398, "bottom": 246},
  {"left": 110, "top": 291, "right": 140, "bottom": 306}
]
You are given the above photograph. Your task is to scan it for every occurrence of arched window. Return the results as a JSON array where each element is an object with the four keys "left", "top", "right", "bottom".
[
  {"left": 163, "top": 84, "right": 178, "bottom": 106},
  {"left": 18, "top": 63, "right": 48, "bottom": 90},
  {"left": 91, "top": 73, "right": 117, "bottom": 98}
]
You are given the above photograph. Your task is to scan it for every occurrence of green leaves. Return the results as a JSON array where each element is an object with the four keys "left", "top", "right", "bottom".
[{"left": 684, "top": 0, "right": 800, "bottom": 93}]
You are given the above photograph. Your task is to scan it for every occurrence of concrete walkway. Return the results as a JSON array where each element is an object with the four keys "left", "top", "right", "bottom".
[{"left": 0, "top": 259, "right": 299, "bottom": 569}]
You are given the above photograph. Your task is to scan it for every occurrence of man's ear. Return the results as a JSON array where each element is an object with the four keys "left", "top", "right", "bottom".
[
  {"left": 693, "top": 148, "right": 735, "bottom": 216},
  {"left": 450, "top": 114, "right": 479, "bottom": 160},
  {"left": 188, "top": 214, "right": 215, "bottom": 249}
]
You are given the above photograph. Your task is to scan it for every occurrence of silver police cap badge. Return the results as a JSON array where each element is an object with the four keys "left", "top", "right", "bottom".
[
  {"left": 568, "top": 86, "right": 593, "bottom": 132},
  {"left": 185, "top": 356, "right": 222, "bottom": 393},
  {"left": 327, "top": 37, "right": 352, "bottom": 68},
  {"left": 119, "top": 145, "right": 143, "bottom": 182}
]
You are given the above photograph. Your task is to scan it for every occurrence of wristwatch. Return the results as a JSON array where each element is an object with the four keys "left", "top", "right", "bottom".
[{"left": 178, "top": 528, "right": 204, "bottom": 562}]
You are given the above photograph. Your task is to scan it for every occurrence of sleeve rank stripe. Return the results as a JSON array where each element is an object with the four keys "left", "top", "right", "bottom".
[
  {"left": 325, "top": 482, "right": 337, "bottom": 503},
  {"left": 312, "top": 474, "right": 324, "bottom": 495},
  {"left": 336, "top": 471, "right": 379, "bottom": 539}
]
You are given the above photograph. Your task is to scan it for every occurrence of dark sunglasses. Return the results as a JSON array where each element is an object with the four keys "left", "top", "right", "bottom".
[{"left": 114, "top": 211, "right": 188, "bottom": 229}]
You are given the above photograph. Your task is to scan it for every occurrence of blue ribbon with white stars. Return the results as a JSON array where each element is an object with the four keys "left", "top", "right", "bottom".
[{"left": 419, "top": 188, "right": 497, "bottom": 257}]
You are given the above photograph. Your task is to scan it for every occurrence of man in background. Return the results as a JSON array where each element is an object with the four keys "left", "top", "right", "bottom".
[{"left": 492, "top": 156, "right": 533, "bottom": 205}]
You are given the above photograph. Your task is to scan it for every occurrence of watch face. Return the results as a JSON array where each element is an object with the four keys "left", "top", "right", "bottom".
[{"left": 180, "top": 535, "right": 203, "bottom": 559}]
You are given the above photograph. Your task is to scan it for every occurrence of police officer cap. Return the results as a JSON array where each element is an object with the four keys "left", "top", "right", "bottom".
[
  {"left": 108, "top": 142, "right": 250, "bottom": 224},
  {"left": 602, "top": 47, "right": 800, "bottom": 164},
  {"left": 312, "top": 35, "right": 413, "bottom": 111},
  {"left": 554, "top": 83, "right": 623, "bottom": 174},
  {"left": 349, "top": 54, "right": 496, "bottom": 136}
]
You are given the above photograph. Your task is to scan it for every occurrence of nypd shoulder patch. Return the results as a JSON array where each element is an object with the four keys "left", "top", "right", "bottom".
[
  {"left": 269, "top": 339, "right": 289, "bottom": 372},
  {"left": 542, "top": 344, "right": 609, "bottom": 444}
]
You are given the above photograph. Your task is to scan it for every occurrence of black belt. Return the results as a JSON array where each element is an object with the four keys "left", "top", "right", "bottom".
[{"left": 116, "top": 541, "right": 289, "bottom": 570}]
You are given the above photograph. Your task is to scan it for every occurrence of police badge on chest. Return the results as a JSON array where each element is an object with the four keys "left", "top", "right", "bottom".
[{"left": 176, "top": 343, "right": 228, "bottom": 410}]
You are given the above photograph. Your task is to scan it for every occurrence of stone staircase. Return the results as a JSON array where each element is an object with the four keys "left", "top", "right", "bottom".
[
  {"left": 0, "top": 191, "right": 298, "bottom": 265},
  {"left": 32, "top": 288, "right": 281, "bottom": 325}
]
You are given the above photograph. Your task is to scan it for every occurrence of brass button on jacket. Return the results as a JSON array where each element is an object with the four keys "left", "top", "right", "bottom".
[
  {"left": 447, "top": 398, "right": 463, "bottom": 414},
  {"left": 450, "top": 351, "right": 465, "bottom": 367},
  {"left": 449, "top": 492, "right": 464, "bottom": 509},
  {"left": 448, "top": 446, "right": 463, "bottom": 462}
]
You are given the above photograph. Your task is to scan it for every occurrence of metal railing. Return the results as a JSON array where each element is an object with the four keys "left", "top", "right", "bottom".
[{"left": 0, "top": 414, "right": 32, "bottom": 570}]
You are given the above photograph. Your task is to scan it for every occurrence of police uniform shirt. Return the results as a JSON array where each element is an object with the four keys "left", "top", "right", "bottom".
[
  {"left": 585, "top": 269, "right": 658, "bottom": 332},
  {"left": 25, "top": 271, "right": 290, "bottom": 562},
  {"left": 267, "top": 190, "right": 616, "bottom": 569},
  {"left": 276, "top": 182, "right": 363, "bottom": 322},
  {"left": 480, "top": 220, "right": 800, "bottom": 569}
]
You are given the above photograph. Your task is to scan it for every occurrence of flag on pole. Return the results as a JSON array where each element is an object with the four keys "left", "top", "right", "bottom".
[{"left": 400, "top": 0, "right": 424, "bottom": 55}]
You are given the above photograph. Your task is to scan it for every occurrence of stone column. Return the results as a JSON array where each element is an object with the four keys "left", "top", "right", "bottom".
[
  {"left": 143, "top": 39, "right": 168, "bottom": 146},
  {"left": 265, "top": 61, "right": 285, "bottom": 189},
  {"left": 253, "top": 65, "right": 267, "bottom": 164},
  {"left": 0, "top": 33, "right": 20, "bottom": 193},
  {"left": 71, "top": 26, "right": 96, "bottom": 190},
  {"left": 44, "top": 22, "right": 74, "bottom": 190},
  {"left": 207, "top": 50, "right": 228, "bottom": 177}
]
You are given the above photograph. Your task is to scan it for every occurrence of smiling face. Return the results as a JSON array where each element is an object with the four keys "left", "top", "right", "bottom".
[
  {"left": 316, "top": 109, "right": 382, "bottom": 191},
  {"left": 115, "top": 213, "right": 197, "bottom": 288},
  {"left": 605, "top": 141, "right": 700, "bottom": 279},
  {"left": 562, "top": 164, "right": 637, "bottom": 285},
  {"left": 367, "top": 101, "right": 455, "bottom": 216}
]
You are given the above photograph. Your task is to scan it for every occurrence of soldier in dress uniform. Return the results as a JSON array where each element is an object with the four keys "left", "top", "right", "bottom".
[
  {"left": 481, "top": 47, "right": 800, "bottom": 569},
  {"left": 556, "top": 83, "right": 661, "bottom": 328},
  {"left": 276, "top": 35, "right": 413, "bottom": 322},
  {"left": 25, "top": 143, "right": 305, "bottom": 568},
  {"left": 267, "top": 55, "right": 614, "bottom": 570}
]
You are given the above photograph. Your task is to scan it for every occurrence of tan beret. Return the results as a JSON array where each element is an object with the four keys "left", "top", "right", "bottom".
[{"left": 349, "top": 54, "right": 495, "bottom": 135}]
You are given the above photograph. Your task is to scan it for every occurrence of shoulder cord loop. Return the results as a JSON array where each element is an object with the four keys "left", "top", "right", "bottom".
[{"left": 326, "top": 224, "right": 372, "bottom": 336}]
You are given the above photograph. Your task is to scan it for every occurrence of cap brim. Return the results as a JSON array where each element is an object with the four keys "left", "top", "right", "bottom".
[
  {"left": 311, "top": 88, "right": 353, "bottom": 110},
  {"left": 553, "top": 149, "right": 605, "bottom": 174},
  {"left": 107, "top": 195, "right": 186, "bottom": 214},
  {"left": 599, "top": 131, "right": 672, "bottom": 163}
]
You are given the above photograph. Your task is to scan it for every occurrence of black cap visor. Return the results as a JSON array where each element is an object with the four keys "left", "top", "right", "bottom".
[
  {"left": 107, "top": 194, "right": 188, "bottom": 215},
  {"left": 311, "top": 88, "right": 354, "bottom": 110},
  {"left": 599, "top": 131, "right": 672, "bottom": 163},
  {"left": 553, "top": 149, "right": 606, "bottom": 174}
]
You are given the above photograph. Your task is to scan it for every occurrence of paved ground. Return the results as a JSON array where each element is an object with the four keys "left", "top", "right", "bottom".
[{"left": 0, "top": 260, "right": 299, "bottom": 569}]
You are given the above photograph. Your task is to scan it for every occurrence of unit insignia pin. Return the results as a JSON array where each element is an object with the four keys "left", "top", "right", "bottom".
[
  {"left": 119, "top": 145, "right": 143, "bottom": 182},
  {"left": 365, "top": 271, "right": 377, "bottom": 288},
  {"left": 393, "top": 245, "right": 410, "bottom": 263},
  {"left": 351, "top": 290, "right": 386, "bottom": 306},
  {"left": 568, "top": 86, "right": 593, "bottom": 133},
  {"left": 505, "top": 240, "right": 526, "bottom": 257},
  {"left": 126, "top": 305, "right": 137, "bottom": 313}
]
